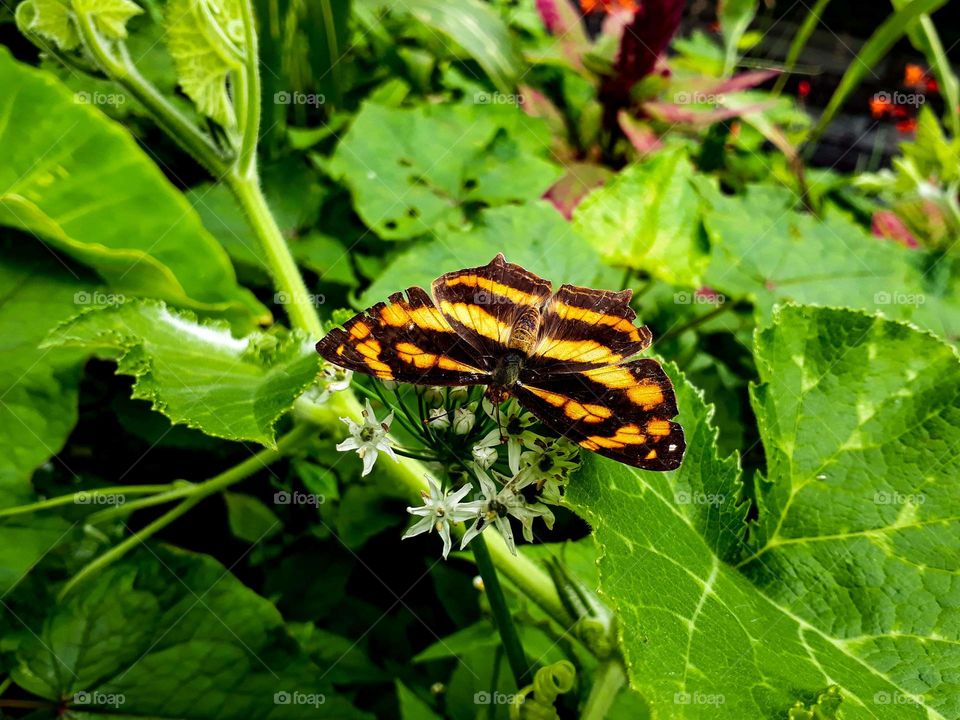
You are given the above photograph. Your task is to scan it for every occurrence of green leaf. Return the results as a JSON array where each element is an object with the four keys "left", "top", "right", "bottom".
[
  {"left": 11, "top": 546, "right": 371, "bottom": 718},
  {"left": 718, "top": 0, "right": 758, "bottom": 74},
  {"left": 330, "top": 101, "right": 561, "bottom": 239},
  {"left": 359, "top": 203, "right": 605, "bottom": 306},
  {"left": 224, "top": 492, "right": 283, "bottom": 543},
  {"left": 0, "top": 515, "right": 75, "bottom": 594},
  {"left": 703, "top": 185, "right": 955, "bottom": 336},
  {"left": 386, "top": 0, "right": 523, "bottom": 93},
  {"left": 565, "top": 306, "right": 959, "bottom": 718},
  {"left": 15, "top": 0, "right": 80, "bottom": 50},
  {"left": 397, "top": 681, "right": 442, "bottom": 720},
  {"left": 572, "top": 148, "right": 710, "bottom": 285},
  {"left": 166, "top": 0, "right": 245, "bottom": 127},
  {"left": 44, "top": 300, "right": 319, "bottom": 447},
  {"left": 0, "top": 251, "right": 88, "bottom": 500},
  {"left": 0, "top": 49, "right": 265, "bottom": 323},
  {"left": 809, "top": 0, "right": 950, "bottom": 144},
  {"left": 72, "top": 0, "right": 143, "bottom": 39}
]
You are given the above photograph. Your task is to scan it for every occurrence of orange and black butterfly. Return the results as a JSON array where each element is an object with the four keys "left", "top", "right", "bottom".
[{"left": 316, "top": 254, "right": 684, "bottom": 470}]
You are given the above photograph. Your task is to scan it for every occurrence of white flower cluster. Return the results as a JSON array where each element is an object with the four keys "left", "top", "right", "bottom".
[{"left": 334, "top": 387, "right": 581, "bottom": 559}]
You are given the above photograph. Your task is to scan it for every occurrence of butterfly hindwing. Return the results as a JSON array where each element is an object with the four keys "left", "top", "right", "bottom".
[
  {"left": 515, "top": 358, "right": 684, "bottom": 470},
  {"left": 432, "top": 253, "right": 552, "bottom": 362},
  {"left": 525, "top": 284, "right": 652, "bottom": 379},
  {"left": 315, "top": 287, "right": 489, "bottom": 385}
]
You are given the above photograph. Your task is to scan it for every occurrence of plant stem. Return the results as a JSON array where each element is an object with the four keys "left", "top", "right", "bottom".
[
  {"left": 227, "top": 175, "right": 322, "bottom": 336},
  {"left": 236, "top": 0, "right": 262, "bottom": 178},
  {"left": 660, "top": 302, "right": 732, "bottom": 341},
  {"left": 73, "top": 13, "right": 229, "bottom": 176},
  {"left": 58, "top": 424, "right": 315, "bottom": 599},
  {"left": 581, "top": 660, "right": 627, "bottom": 720},
  {"left": 472, "top": 532, "right": 531, "bottom": 688},
  {"left": 86, "top": 484, "right": 199, "bottom": 524},
  {"left": 0, "top": 485, "right": 176, "bottom": 518}
]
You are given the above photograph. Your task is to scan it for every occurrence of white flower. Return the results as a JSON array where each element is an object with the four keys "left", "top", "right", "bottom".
[
  {"left": 460, "top": 467, "right": 555, "bottom": 555},
  {"left": 428, "top": 407, "right": 450, "bottom": 430},
  {"left": 336, "top": 400, "right": 397, "bottom": 476},
  {"left": 303, "top": 365, "right": 353, "bottom": 404},
  {"left": 421, "top": 386, "right": 445, "bottom": 407},
  {"left": 480, "top": 399, "right": 538, "bottom": 474},
  {"left": 517, "top": 437, "right": 580, "bottom": 503},
  {"left": 452, "top": 407, "right": 476, "bottom": 435},
  {"left": 404, "top": 476, "right": 483, "bottom": 558}
]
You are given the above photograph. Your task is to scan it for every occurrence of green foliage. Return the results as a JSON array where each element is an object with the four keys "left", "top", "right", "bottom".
[
  {"left": 329, "top": 101, "right": 561, "bottom": 239},
  {"left": 566, "top": 306, "right": 958, "bottom": 718},
  {"left": 11, "top": 546, "right": 372, "bottom": 718},
  {"left": 166, "top": 0, "right": 245, "bottom": 127},
  {"left": 44, "top": 301, "right": 319, "bottom": 447},
  {"left": 4, "top": 1, "right": 960, "bottom": 717},
  {"left": 573, "top": 148, "right": 711, "bottom": 285},
  {"left": 0, "top": 48, "right": 264, "bottom": 323}
]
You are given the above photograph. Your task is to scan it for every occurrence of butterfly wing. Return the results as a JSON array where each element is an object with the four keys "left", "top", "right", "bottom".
[
  {"left": 515, "top": 358, "right": 685, "bottom": 470},
  {"left": 431, "top": 253, "right": 553, "bottom": 364},
  {"left": 524, "top": 284, "right": 652, "bottom": 381},
  {"left": 316, "top": 287, "right": 489, "bottom": 385}
]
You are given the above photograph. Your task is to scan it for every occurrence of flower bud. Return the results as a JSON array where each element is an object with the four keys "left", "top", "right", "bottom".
[
  {"left": 422, "top": 386, "right": 445, "bottom": 406},
  {"left": 448, "top": 386, "right": 469, "bottom": 403},
  {"left": 428, "top": 407, "right": 450, "bottom": 430},
  {"left": 381, "top": 379, "right": 399, "bottom": 391},
  {"left": 472, "top": 444, "right": 498, "bottom": 469},
  {"left": 452, "top": 407, "right": 476, "bottom": 435}
]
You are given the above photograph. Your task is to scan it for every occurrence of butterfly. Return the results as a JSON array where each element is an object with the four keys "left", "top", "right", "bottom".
[{"left": 315, "top": 254, "right": 684, "bottom": 470}]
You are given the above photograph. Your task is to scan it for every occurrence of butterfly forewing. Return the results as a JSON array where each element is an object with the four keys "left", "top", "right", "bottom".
[{"left": 315, "top": 287, "right": 489, "bottom": 385}]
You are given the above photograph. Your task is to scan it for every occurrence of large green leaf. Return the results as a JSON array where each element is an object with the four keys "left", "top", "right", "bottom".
[
  {"left": 572, "top": 148, "right": 710, "bottom": 285},
  {"left": 0, "top": 250, "right": 88, "bottom": 500},
  {"left": 329, "top": 101, "right": 561, "bottom": 240},
  {"left": 11, "top": 546, "right": 370, "bottom": 718},
  {"left": 0, "top": 49, "right": 264, "bottom": 323},
  {"left": 565, "top": 306, "right": 958, "bottom": 718},
  {"left": 44, "top": 301, "right": 319, "bottom": 447},
  {"left": 359, "top": 202, "right": 605, "bottom": 305},
  {"left": 703, "top": 185, "right": 959, "bottom": 337}
]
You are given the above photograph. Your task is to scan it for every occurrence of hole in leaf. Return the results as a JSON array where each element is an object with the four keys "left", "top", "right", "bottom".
[
  {"left": 407, "top": 207, "right": 419, "bottom": 218},
  {"left": 398, "top": 158, "right": 413, "bottom": 167},
  {"left": 384, "top": 220, "right": 398, "bottom": 231},
  {"left": 463, "top": 178, "right": 478, "bottom": 191}
]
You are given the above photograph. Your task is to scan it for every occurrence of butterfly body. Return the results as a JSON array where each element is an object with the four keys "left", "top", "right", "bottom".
[{"left": 317, "top": 254, "right": 685, "bottom": 470}]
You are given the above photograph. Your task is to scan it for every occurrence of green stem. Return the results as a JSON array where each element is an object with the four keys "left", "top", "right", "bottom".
[
  {"left": 472, "top": 532, "right": 531, "bottom": 688},
  {"left": 660, "top": 302, "right": 732, "bottom": 341},
  {"left": 771, "top": 0, "right": 831, "bottom": 95},
  {"left": 581, "top": 660, "right": 627, "bottom": 720},
  {"left": 0, "top": 485, "right": 177, "bottom": 518},
  {"left": 73, "top": 13, "right": 229, "bottom": 176},
  {"left": 86, "top": 483, "right": 199, "bottom": 524},
  {"left": 236, "top": 0, "right": 262, "bottom": 178},
  {"left": 227, "top": 175, "right": 322, "bottom": 336},
  {"left": 59, "top": 425, "right": 315, "bottom": 599}
]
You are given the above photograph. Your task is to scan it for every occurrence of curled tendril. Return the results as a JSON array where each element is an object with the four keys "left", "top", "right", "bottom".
[{"left": 509, "top": 660, "right": 577, "bottom": 720}]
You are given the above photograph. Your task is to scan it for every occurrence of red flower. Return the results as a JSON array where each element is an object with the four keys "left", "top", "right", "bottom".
[
  {"left": 797, "top": 80, "right": 810, "bottom": 98},
  {"left": 903, "top": 63, "right": 925, "bottom": 88},
  {"left": 580, "top": 0, "right": 639, "bottom": 13},
  {"left": 869, "top": 95, "right": 892, "bottom": 119},
  {"left": 872, "top": 211, "right": 919, "bottom": 249},
  {"left": 896, "top": 118, "right": 918, "bottom": 134}
]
